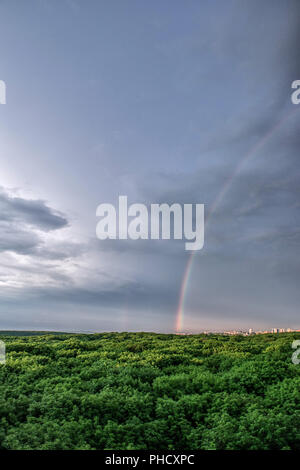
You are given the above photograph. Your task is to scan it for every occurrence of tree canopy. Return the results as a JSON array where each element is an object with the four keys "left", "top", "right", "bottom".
[{"left": 0, "top": 332, "right": 299, "bottom": 450}]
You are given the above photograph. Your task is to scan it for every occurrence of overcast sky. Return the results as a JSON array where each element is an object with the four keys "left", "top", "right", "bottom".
[{"left": 0, "top": 0, "right": 299, "bottom": 332}]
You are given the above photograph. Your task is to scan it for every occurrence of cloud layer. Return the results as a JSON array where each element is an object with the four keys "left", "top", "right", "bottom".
[{"left": 0, "top": 0, "right": 299, "bottom": 332}]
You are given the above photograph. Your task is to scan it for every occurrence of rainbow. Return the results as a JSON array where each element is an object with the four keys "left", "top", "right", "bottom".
[{"left": 175, "top": 107, "right": 300, "bottom": 333}]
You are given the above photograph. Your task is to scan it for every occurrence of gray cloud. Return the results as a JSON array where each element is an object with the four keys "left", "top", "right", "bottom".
[
  {"left": 0, "top": 188, "right": 68, "bottom": 232},
  {"left": 0, "top": 188, "right": 73, "bottom": 259}
]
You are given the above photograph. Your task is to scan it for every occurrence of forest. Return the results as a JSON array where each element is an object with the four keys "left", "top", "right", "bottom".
[{"left": 0, "top": 331, "right": 299, "bottom": 450}]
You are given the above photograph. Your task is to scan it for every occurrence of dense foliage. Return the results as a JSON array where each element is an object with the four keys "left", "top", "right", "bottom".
[{"left": 0, "top": 332, "right": 299, "bottom": 450}]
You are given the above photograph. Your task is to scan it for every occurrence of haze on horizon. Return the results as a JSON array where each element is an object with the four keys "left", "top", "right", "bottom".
[{"left": 0, "top": 0, "right": 299, "bottom": 333}]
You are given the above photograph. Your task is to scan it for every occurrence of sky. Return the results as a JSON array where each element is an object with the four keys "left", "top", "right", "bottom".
[{"left": 0, "top": 0, "right": 299, "bottom": 332}]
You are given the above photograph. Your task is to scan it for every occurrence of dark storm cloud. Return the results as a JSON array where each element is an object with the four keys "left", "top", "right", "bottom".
[
  {"left": 0, "top": 188, "right": 68, "bottom": 231},
  {"left": 0, "top": 188, "right": 74, "bottom": 259},
  {"left": 0, "top": 274, "right": 180, "bottom": 329}
]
